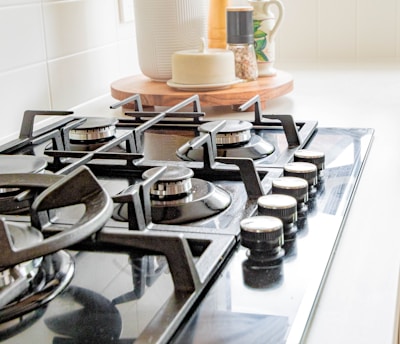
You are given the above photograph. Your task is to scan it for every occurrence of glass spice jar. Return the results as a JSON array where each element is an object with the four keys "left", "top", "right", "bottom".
[{"left": 226, "top": 6, "right": 258, "bottom": 81}]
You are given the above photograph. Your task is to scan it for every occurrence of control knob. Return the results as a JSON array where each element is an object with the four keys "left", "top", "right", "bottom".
[
  {"left": 294, "top": 149, "right": 325, "bottom": 182},
  {"left": 272, "top": 176, "right": 309, "bottom": 218},
  {"left": 257, "top": 194, "right": 297, "bottom": 240},
  {"left": 240, "top": 216, "right": 284, "bottom": 263},
  {"left": 240, "top": 216, "right": 284, "bottom": 288},
  {"left": 284, "top": 162, "right": 318, "bottom": 198}
]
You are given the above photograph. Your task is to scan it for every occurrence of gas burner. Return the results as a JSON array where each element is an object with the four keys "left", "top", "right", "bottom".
[
  {"left": 0, "top": 249, "right": 74, "bottom": 325},
  {"left": 0, "top": 156, "right": 47, "bottom": 214},
  {"left": 113, "top": 166, "right": 232, "bottom": 225},
  {"left": 177, "top": 119, "right": 274, "bottom": 161},
  {"left": 69, "top": 117, "right": 118, "bottom": 144},
  {"left": 0, "top": 223, "right": 44, "bottom": 307},
  {"left": 0, "top": 166, "right": 112, "bottom": 324},
  {"left": 144, "top": 166, "right": 194, "bottom": 200},
  {"left": 199, "top": 120, "right": 254, "bottom": 146}
]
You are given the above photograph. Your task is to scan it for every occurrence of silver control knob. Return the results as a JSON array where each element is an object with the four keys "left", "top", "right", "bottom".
[
  {"left": 284, "top": 162, "right": 318, "bottom": 198},
  {"left": 240, "top": 216, "right": 284, "bottom": 260},
  {"left": 240, "top": 216, "right": 285, "bottom": 288},
  {"left": 272, "top": 177, "right": 308, "bottom": 204},
  {"left": 294, "top": 149, "right": 325, "bottom": 181},
  {"left": 258, "top": 194, "right": 297, "bottom": 239}
]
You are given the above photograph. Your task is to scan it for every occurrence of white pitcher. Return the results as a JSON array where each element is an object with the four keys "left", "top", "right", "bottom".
[
  {"left": 134, "top": 0, "right": 209, "bottom": 82},
  {"left": 249, "top": 0, "right": 284, "bottom": 76}
]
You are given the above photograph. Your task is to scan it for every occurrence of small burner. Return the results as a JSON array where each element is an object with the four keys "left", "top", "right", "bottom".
[
  {"left": 113, "top": 166, "right": 232, "bottom": 225},
  {"left": 199, "top": 120, "right": 253, "bottom": 146},
  {"left": 69, "top": 117, "right": 118, "bottom": 143},
  {"left": 143, "top": 166, "right": 194, "bottom": 200},
  {"left": 177, "top": 120, "right": 274, "bottom": 161}
]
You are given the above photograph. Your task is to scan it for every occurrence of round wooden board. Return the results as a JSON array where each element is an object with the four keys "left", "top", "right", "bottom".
[{"left": 110, "top": 70, "right": 293, "bottom": 107}]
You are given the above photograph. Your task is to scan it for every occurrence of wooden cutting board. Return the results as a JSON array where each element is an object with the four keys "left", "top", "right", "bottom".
[{"left": 110, "top": 70, "right": 293, "bottom": 108}]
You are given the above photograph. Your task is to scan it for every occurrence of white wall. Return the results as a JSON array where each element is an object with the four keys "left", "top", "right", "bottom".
[
  {"left": 233, "top": 0, "right": 400, "bottom": 62},
  {"left": 0, "top": 0, "right": 399, "bottom": 144},
  {"left": 0, "top": 0, "right": 139, "bottom": 144}
]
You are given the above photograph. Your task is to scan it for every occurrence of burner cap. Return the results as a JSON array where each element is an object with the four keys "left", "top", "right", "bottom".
[
  {"left": 143, "top": 166, "right": 194, "bottom": 199},
  {"left": 199, "top": 120, "right": 253, "bottom": 145},
  {"left": 69, "top": 117, "right": 118, "bottom": 142}
]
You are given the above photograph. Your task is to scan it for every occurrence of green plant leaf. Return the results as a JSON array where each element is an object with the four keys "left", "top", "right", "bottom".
[
  {"left": 258, "top": 37, "right": 267, "bottom": 50},
  {"left": 254, "top": 30, "right": 267, "bottom": 39},
  {"left": 256, "top": 50, "right": 269, "bottom": 62},
  {"left": 255, "top": 37, "right": 267, "bottom": 52},
  {"left": 253, "top": 20, "right": 262, "bottom": 31}
]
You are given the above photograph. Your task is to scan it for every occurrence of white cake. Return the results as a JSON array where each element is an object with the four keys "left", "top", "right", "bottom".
[{"left": 171, "top": 46, "right": 235, "bottom": 85}]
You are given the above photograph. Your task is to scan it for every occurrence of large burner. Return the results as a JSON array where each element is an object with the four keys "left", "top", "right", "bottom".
[
  {"left": 0, "top": 222, "right": 74, "bottom": 325},
  {"left": 0, "top": 166, "right": 112, "bottom": 325},
  {"left": 177, "top": 119, "right": 274, "bottom": 161},
  {"left": 0, "top": 249, "right": 74, "bottom": 327},
  {"left": 0, "top": 223, "right": 44, "bottom": 307},
  {"left": 113, "top": 166, "right": 232, "bottom": 225}
]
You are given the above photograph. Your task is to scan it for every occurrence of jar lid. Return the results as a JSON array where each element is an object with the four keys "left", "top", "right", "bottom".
[{"left": 227, "top": 6, "right": 254, "bottom": 44}]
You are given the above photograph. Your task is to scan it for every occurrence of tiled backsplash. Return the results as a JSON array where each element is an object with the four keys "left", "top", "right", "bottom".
[
  {"left": 0, "top": 0, "right": 138, "bottom": 144},
  {"left": 0, "top": 0, "right": 399, "bottom": 144}
]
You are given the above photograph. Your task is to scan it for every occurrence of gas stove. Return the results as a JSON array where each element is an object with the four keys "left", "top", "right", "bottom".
[{"left": 0, "top": 94, "right": 373, "bottom": 343}]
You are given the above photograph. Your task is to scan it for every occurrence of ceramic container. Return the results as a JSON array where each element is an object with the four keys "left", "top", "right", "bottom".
[
  {"left": 249, "top": 0, "right": 284, "bottom": 76},
  {"left": 171, "top": 39, "right": 235, "bottom": 85},
  {"left": 134, "top": 0, "right": 209, "bottom": 81}
]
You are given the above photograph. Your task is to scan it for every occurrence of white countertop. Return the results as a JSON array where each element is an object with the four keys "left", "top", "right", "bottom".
[
  {"left": 269, "top": 63, "right": 400, "bottom": 344},
  {"left": 75, "top": 62, "right": 400, "bottom": 344}
]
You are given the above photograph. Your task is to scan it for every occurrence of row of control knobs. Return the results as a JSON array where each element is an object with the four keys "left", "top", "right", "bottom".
[{"left": 240, "top": 149, "right": 325, "bottom": 268}]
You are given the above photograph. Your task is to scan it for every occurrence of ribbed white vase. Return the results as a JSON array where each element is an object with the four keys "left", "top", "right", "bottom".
[{"left": 134, "top": 0, "right": 209, "bottom": 82}]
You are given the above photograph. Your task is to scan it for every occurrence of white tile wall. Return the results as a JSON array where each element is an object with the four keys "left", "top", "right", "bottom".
[
  {"left": 277, "top": 0, "right": 400, "bottom": 62},
  {"left": 42, "top": 0, "right": 117, "bottom": 59},
  {"left": 0, "top": 0, "right": 139, "bottom": 144},
  {"left": 0, "top": 0, "right": 399, "bottom": 143},
  {"left": 0, "top": 3, "right": 45, "bottom": 72}
]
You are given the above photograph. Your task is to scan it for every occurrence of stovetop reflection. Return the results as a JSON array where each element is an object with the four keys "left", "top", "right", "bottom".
[{"left": 0, "top": 251, "right": 174, "bottom": 343}]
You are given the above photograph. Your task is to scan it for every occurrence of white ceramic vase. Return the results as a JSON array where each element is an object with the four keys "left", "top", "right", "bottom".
[{"left": 134, "top": 0, "right": 209, "bottom": 82}]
